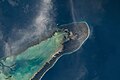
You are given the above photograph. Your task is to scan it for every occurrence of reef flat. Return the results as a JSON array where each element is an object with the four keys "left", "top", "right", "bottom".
[{"left": 0, "top": 22, "right": 90, "bottom": 80}]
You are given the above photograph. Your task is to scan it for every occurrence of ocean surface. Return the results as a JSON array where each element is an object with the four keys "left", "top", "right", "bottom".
[
  {"left": 0, "top": 0, "right": 120, "bottom": 80},
  {"left": 42, "top": 0, "right": 120, "bottom": 80}
]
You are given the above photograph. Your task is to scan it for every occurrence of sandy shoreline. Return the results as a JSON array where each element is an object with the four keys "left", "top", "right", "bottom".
[
  {"left": 31, "top": 22, "right": 90, "bottom": 80},
  {"left": 31, "top": 45, "right": 63, "bottom": 80}
]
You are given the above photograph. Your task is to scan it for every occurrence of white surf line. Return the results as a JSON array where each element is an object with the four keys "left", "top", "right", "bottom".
[
  {"left": 38, "top": 46, "right": 63, "bottom": 80},
  {"left": 70, "top": 21, "right": 90, "bottom": 54},
  {"left": 30, "top": 0, "right": 54, "bottom": 80},
  {"left": 61, "top": 21, "right": 90, "bottom": 55},
  {"left": 39, "top": 22, "right": 90, "bottom": 80}
]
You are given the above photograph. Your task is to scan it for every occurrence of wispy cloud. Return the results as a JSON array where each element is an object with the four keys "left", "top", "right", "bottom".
[
  {"left": 0, "top": 30, "right": 3, "bottom": 40},
  {"left": 7, "top": 0, "right": 18, "bottom": 6},
  {"left": 75, "top": 65, "right": 88, "bottom": 80},
  {"left": 33, "top": 0, "right": 54, "bottom": 36},
  {"left": 4, "top": 0, "right": 55, "bottom": 56},
  {"left": 69, "top": 0, "right": 105, "bottom": 24}
]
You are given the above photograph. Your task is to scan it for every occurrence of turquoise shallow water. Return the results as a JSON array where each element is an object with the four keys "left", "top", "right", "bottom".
[
  {"left": 0, "top": 32, "right": 65, "bottom": 80},
  {"left": 0, "top": 0, "right": 119, "bottom": 80},
  {"left": 42, "top": 0, "right": 120, "bottom": 80}
]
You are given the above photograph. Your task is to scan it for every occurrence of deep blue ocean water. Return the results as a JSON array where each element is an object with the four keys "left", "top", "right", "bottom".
[
  {"left": 0, "top": 0, "right": 120, "bottom": 80},
  {"left": 42, "top": 0, "right": 120, "bottom": 80}
]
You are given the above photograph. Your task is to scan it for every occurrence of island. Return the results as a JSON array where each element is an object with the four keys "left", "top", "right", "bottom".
[{"left": 0, "top": 21, "right": 90, "bottom": 80}]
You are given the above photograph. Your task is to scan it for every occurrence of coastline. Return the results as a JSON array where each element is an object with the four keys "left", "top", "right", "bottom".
[
  {"left": 32, "top": 21, "right": 90, "bottom": 80},
  {"left": 31, "top": 45, "right": 63, "bottom": 80},
  {"left": 0, "top": 22, "right": 90, "bottom": 80}
]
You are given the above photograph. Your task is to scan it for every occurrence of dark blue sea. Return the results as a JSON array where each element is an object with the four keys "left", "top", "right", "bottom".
[
  {"left": 42, "top": 0, "right": 120, "bottom": 80},
  {"left": 0, "top": 0, "right": 120, "bottom": 80}
]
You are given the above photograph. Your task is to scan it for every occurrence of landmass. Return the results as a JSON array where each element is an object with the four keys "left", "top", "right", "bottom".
[{"left": 0, "top": 21, "right": 90, "bottom": 80}]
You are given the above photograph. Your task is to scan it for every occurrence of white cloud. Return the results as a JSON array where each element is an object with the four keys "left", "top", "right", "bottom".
[
  {"left": 33, "top": 0, "right": 54, "bottom": 35},
  {"left": 7, "top": 0, "right": 18, "bottom": 6},
  {"left": 6, "top": 0, "right": 55, "bottom": 55},
  {"left": 76, "top": 65, "right": 88, "bottom": 80},
  {"left": 4, "top": 42, "right": 11, "bottom": 56},
  {"left": 69, "top": 0, "right": 104, "bottom": 24},
  {"left": 0, "top": 30, "right": 3, "bottom": 40}
]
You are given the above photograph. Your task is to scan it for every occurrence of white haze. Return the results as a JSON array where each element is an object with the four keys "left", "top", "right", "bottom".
[
  {"left": 4, "top": 0, "right": 54, "bottom": 56},
  {"left": 70, "top": 0, "right": 76, "bottom": 22}
]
